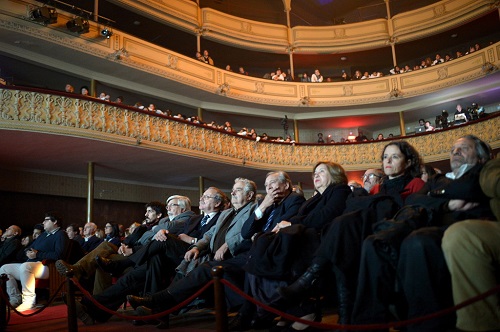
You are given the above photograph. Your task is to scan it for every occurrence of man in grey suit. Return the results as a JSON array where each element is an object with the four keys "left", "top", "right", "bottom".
[{"left": 126, "top": 177, "right": 258, "bottom": 317}]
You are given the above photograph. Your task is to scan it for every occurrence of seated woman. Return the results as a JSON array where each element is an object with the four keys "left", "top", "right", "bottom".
[
  {"left": 279, "top": 141, "right": 425, "bottom": 325},
  {"left": 238, "top": 162, "right": 352, "bottom": 328},
  {"left": 273, "top": 161, "right": 352, "bottom": 232},
  {"left": 103, "top": 223, "right": 121, "bottom": 247}
]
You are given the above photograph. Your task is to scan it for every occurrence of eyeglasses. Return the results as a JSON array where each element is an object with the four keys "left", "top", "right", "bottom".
[
  {"left": 167, "top": 203, "right": 180, "bottom": 208},
  {"left": 362, "top": 173, "right": 381, "bottom": 180},
  {"left": 105, "top": 225, "right": 112, "bottom": 228}
]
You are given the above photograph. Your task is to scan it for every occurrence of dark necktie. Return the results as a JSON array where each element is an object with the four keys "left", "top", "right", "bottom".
[
  {"left": 200, "top": 215, "right": 210, "bottom": 227},
  {"left": 263, "top": 206, "right": 276, "bottom": 232}
]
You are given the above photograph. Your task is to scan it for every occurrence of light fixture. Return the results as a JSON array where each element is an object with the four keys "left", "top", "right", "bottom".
[
  {"left": 66, "top": 17, "right": 90, "bottom": 34},
  {"left": 30, "top": 6, "right": 58, "bottom": 24},
  {"left": 340, "top": 56, "right": 347, "bottom": 61},
  {"left": 101, "top": 28, "right": 113, "bottom": 39},
  {"left": 347, "top": 131, "right": 357, "bottom": 140}
]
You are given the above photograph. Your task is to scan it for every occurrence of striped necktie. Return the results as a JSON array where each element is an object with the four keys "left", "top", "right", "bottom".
[
  {"left": 263, "top": 206, "right": 276, "bottom": 232},
  {"left": 200, "top": 215, "right": 210, "bottom": 227}
]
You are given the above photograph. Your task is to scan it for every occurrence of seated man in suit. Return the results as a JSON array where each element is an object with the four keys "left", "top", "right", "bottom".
[
  {"left": 0, "top": 213, "right": 68, "bottom": 312},
  {"left": 72, "top": 179, "right": 253, "bottom": 326},
  {"left": 442, "top": 157, "right": 500, "bottom": 332},
  {"left": 81, "top": 222, "right": 103, "bottom": 254},
  {"left": 96, "top": 189, "right": 226, "bottom": 293},
  {"left": 124, "top": 178, "right": 258, "bottom": 321},
  {"left": 66, "top": 224, "right": 84, "bottom": 246},
  {"left": 71, "top": 188, "right": 230, "bottom": 325},
  {"left": 230, "top": 171, "right": 306, "bottom": 329}
]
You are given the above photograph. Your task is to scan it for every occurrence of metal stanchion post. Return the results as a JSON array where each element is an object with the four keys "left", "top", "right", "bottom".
[
  {"left": 0, "top": 274, "right": 8, "bottom": 330},
  {"left": 211, "top": 266, "right": 228, "bottom": 332},
  {"left": 65, "top": 270, "right": 78, "bottom": 332}
]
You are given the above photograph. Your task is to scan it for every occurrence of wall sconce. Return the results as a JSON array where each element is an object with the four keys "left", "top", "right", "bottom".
[
  {"left": 30, "top": 6, "right": 58, "bottom": 24},
  {"left": 217, "top": 83, "right": 230, "bottom": 95},
  {"left": 101, "top": 27, "right": 113, "bottom": 39},
  {"left": 299, "top": 96, "right": 310, "bottom": 106},
  {"left": 66, "top": 17, "right": 90, "bottom": 34},
  {"left": 109, "top": 48, "right": 129, "bottom": 61},
  {"left": 389, "top": 88, "right": 403, "bottom": 99}
]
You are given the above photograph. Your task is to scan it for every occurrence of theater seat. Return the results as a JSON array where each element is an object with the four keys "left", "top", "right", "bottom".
[{"left": 34, "top": 260, "right": 66, "bottom": 300}]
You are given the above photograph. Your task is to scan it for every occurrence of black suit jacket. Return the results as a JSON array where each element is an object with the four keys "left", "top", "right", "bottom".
[
  {"left": 81, "top": 235, "right": 103, "bottom": 253},
  {"left": 183, "top": 212, "right": 221, "bottom": 240},
  {"left": 241, "top": 192, "right": 305, "bottom": 239},
  {"left": 0, "top": 236, "right": 22, "bottom": 266},
  {"left": 407, "top": 163, "right": 494, "bottom": 226},
  {"left": 289, "top": 183, "right": 352, "bottom": 231}
]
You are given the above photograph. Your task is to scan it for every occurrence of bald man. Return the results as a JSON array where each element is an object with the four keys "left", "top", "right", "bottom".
[{"left": 0, "top": 225, "right": 22, "bottom": 266}]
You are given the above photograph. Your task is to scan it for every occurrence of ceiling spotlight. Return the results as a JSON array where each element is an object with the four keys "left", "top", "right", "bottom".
[
  {"left": 66, "top": 17, "right": 90, "bottom": 34},
  {"left": 101, "top": 28, "right": 113, "bottom": 39},
  {"left": 30, "top": 6, "right": 58, "bottom": 24},
  {"left": 340, "top": 56, "right": 347, "bottom": 61}
]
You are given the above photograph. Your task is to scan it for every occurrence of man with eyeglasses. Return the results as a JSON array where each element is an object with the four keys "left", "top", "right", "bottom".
[
  {"left": 230, "top": 171, "right": 306, "bottom": 330},
  {"left": 0, "top": 213, "right": 68, "bottom": 312},
  {"left": 361, "top": 169, "right": 384, "bottom": 194},
  {"left": 124, "top": 178, "right": 259, "bottom": 326},
  {"left": 73, "top": 182, "right": 253, "bottom": 326},
  {"left": 101, "top": 190, "right": 225, "bottom": 297}
]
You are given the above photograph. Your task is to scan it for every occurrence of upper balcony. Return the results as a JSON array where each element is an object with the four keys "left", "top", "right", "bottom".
[{"left": 0, "top": 0, "right": 499, "bottom": 128}]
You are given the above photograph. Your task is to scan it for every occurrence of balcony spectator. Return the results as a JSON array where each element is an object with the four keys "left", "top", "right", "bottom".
[
  {"left": 201, "top": 50, "right": 214, "bottom": 65},
  {"left": 311, "top": 69, "right": 323, "bottom": 82},
  {"left": 352, "top": 70, "right": 362, "bottom": 80},
  {"left": 238, "top": 66, "right": 248, "bottom": 75},
  {"left": 65, "top": 84, "right": 75, "bottom": 93},
  {"left": 432, "top": 54, "right": 444, "bottom": 66}
]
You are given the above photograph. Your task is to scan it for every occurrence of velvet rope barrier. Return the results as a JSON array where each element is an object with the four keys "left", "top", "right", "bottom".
[
  {"left": 220, "top": 279, "right": 500, "bottom": 331},
  {"left": 0, "top": 279, "right": 65, "bottom": 318},
  {"left": 66, "top": 273, "right": 500, "bottom": 330},
  {"left": 70, "top": 276, "right": 216, "bottom": 321}
]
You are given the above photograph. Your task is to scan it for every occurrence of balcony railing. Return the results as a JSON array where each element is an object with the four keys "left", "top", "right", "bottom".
[
  {"left": 1, "top": 86, "right": 498, "bottom": 172},
  {"left": 0, "top": 0, "right": 498, "bottom": 114}
]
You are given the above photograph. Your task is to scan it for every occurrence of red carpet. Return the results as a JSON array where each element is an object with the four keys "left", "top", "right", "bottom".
[{"left": 7, "top": 304, "right": 67, "bottom": 325}]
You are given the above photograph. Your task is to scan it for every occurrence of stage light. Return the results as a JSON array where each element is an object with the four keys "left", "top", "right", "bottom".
[
  {"left": 66, "top": 17, "right": 90, "bottom": 34},
  {"left": 30, "top": 7, "right": 58, "bottom": 24},
  {"left": 100, "top": 28, "right": 113, "bottom": 39}
]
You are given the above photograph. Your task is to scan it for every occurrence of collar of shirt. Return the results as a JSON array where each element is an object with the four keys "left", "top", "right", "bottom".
[
  {"left": 446, "top": 163, "right": 475, "bottom": 180},
  {"left": 46, "top": 227, "right": 60, "bottom": 237},
  {"left": 203, "top": 211, "right": 218, "bottom": 223}
]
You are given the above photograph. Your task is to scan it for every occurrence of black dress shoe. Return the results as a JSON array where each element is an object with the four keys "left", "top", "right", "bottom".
[
  {"left": 127, "top": 295, "right": 154, "bottom": 310},
  {"left": 250, "top": 317, "right": 275, "bottom": 329},
  {"left": 95, "top": 256, "right": 115, "bottom": 274},
  {"left": 228, "top": 314, "right": 252, "bottom": 331}
]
